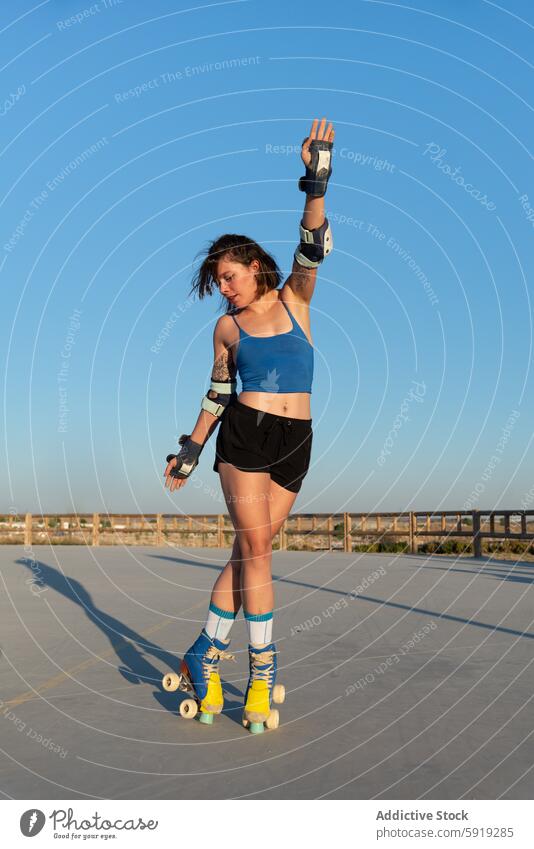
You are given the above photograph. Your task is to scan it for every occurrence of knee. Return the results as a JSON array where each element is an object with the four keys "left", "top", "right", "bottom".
[{"left": 239, "top": 535, "right": 272, "bottom": 562}]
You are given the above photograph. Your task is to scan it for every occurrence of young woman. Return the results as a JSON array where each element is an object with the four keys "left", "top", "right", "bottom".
[{"left": 164, "top": 118, "right": 335, "bottom": 733}]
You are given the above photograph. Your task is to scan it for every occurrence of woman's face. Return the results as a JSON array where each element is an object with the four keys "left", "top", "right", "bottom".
[{"left": 216, "top": 256, "right": 259, "bottom": 306}]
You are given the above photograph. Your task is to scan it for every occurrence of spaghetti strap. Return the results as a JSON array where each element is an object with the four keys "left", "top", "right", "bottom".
[
  {"left": 280, "top": 296, "right": 311, "bottom": 339},
  {"left": 230, "top": 312, "right": 241, "bottom": 331},
  {"left": 280, "top": 297, "right": 296, "bottom": 327},
  {"left": 280, "top": 297, "right": 292, "bottom": 317}
]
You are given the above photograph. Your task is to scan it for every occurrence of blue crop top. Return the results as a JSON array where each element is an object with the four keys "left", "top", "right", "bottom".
[{"left": 231, "top": 297, "right": 314, "bottom": 394}]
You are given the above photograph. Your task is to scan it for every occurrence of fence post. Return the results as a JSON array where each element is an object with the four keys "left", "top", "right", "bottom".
[
  {"left": 217, "top": 514, "right": 224, "bottom": 548},
  {"left": 409, "top": 512, "right": 417, "bottom": 553},
  {"left": 92, "top": 513, "right": 100, "bottom": 547},
  {"left": 279, "top": 520, "right": 287, "bottom": 551},
  {"left": 24, "top": 513, "right": 32, "bottom": 547},
  {"left": 156, "top": 514, "right": 163, "bottom": 546},
  {"left": 343, "top": 512, "right": 352, "bottom": 552},
  {"left": 472, "top": 510, "right": 482, "bottom": 558}
]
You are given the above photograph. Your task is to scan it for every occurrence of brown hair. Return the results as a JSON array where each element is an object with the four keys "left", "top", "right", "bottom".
[{"left": 188, "top": 234, "right": 283, "bottom": 312}]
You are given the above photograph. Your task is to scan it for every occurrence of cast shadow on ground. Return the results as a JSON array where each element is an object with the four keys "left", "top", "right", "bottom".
[
  {"left": 150, "top": 553, "right": 534, "bottom": 642},
  {"left": 406, "top": 558, "right": 534, "bottom": 586},
  {"left": 14, "top": 556, "right": 243, "bottom": 725}
]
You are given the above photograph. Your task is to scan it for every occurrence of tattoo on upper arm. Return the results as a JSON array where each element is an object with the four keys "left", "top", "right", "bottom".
[
  {"left": 291, "top": 260, "right": 316, "bottom": 295},
  {"left": 207, "top": 347, "right": 237, "bottom": 401},
  {"left": 211, "top": 347, "right": 236, "bottom": 383}
]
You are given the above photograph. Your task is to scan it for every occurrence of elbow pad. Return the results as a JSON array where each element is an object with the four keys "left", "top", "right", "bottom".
[
  {"left": 298, "top": 139, "right": 333, "bottom": 198},
  {"left": 201, "top": 379, "right": 237, "bottom": 418},
  {"left": 294, "top": 217, "right": 333, "bottom": 269},
  {"left": 166, "top": 434, "right": 203, "bottom": 479}
]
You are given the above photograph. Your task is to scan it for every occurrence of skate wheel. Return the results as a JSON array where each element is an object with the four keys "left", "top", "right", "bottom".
[
  {"left": 272, "top": 684, "right": 285, "bottom": 704},
  {"left": 265, "top": 709, "right": 279, "bottom": 730},
  {"left": 179, "top": 698, "right": 198, "bottom": 719},
  {"left": 242, "top": 717, "right": 250, "bottom": 729},
  {"left": 198, "top": 711, "right": 214, "bottom": 725},
  {"left": 162, "top": 672, "right": 181, "bottom": 692},
  {"left": 249, "top": 721, "right": 265, "bottom": 735}
]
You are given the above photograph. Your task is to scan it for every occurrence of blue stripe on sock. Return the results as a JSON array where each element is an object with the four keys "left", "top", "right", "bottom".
[
  {"left": 244, "top": 610, "right": 273, "bottom": 622},
  {"left": 209, "top": 602, "right": 236, "bottom": 620}
]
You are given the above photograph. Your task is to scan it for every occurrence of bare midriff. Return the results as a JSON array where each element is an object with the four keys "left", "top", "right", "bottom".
[{"left": 237, "top": 390, "right": 311, "bottom": 419}]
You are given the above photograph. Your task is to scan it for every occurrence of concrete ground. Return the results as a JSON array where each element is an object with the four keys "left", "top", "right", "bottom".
[{"left": 0, "top": 544, "right": 532, "bottom": 800}]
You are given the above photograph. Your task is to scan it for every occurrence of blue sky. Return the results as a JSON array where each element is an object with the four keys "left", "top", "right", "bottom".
[{"left": 1, "top": 0, "right": 533, "bottom": 514}]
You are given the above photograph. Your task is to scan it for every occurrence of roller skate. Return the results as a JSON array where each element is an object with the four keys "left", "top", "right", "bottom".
[
  {"left": 162, "top": 629, "right": 235, "bottom": 724},
  {"left": 242, "top": 642, "right": 286, "bottom": 734}
]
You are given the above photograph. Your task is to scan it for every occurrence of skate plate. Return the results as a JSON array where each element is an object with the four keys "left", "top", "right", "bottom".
[{"left": 161, "top": 663, "right": 216, "bottom": 723}]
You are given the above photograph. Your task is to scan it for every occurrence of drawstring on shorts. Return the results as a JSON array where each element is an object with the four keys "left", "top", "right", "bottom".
[{"left": 259, "top": 416, "right": 292, "bottom": 455}]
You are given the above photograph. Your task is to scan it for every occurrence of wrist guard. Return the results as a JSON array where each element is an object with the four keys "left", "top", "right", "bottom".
[
  {"left": 299, "top": 139, "right": 333, "bottom": 198},
  {"left": 166, "top": 434, "right": 203, "bottom": 479},
  {"left": 201, "top": 379, "right": 237, "bottom": 418},
  {"left": 294, "top": 217, "right": 333, "bottom": 268}
]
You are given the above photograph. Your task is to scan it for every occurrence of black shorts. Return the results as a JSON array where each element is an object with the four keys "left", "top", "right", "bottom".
[{"left": 213, "top": 399, "right": 313, "bottom": 493}]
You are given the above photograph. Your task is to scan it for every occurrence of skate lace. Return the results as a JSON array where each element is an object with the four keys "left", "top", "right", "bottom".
[
  {"left": 250, "top": 649, "right": 275, "bottom": 686},
  {"left": 202, "top": 645, "right": 236, "bottom": 681}
]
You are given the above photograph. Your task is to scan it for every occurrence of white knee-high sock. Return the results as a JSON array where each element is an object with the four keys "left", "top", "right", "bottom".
[
  {"left": 244, "top": 610, "right": 273, "bottom": 646},
  {"left": 204, "top": 602, "right": 236, "bottom": 641}
]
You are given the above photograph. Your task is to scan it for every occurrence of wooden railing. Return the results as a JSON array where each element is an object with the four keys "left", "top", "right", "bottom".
[{"left": 2, "top": 510, "right": 533, "bottom": 556}]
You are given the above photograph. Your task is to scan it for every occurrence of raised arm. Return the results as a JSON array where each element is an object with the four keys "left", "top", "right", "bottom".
[
  {"left": 283, "top": 117, "right": 335, "bottom": 305},
  {"left": 164, "top": 317, "right": 236, "bottom": 492}
]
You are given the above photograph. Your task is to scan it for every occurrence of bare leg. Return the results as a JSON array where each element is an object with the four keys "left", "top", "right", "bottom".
[
  {"left": 217, "top": 463, "right": 298, "bottom": 615},
  {"left": 210, "top": 535, "right": 243, "bottom": 613}
]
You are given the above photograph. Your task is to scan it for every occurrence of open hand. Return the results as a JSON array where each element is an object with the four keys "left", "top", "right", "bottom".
[
  {"left": 164, "top": 456, "right": 187, "bottom": 492},
  {"left": 301, "top": 117, "right": 335, "bottom": 167}
]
